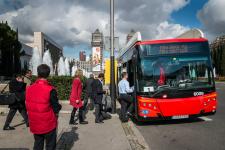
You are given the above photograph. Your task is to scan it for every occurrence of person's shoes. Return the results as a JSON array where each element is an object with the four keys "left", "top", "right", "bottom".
[
  {"left": 95, "top": 120, "right": 104, "bottom": 124},
  {"left": 79, "top": 121, "right": 88, "bottom": 124},
  {"left": 3, "top": 126, "right": 15, "bottom": 130},
  {"left": 69, "top": 120, "right": 78, "bottom": 125}
]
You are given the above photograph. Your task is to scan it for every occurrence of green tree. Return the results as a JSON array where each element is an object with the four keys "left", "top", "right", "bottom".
[
  {"left": 221, "top": 43, "right": 225, "bottom": 75},
  {"left": 0, "top": 21, "right": 22, "bottom": 77}
]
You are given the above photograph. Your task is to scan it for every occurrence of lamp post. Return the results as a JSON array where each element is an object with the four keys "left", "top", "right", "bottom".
[{"left": 110, "top": 0, "right": 116, "bottom": 114}]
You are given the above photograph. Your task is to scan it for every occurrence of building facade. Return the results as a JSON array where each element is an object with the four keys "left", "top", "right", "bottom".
[
  {"left": 74, "top": 60, "right": 92, "bottom": 72},
  {"left": 79, "top": 51, "right": 86, "bottom": 61},
  {"left": 91, "top": 29, "right": 104, "bottom": 73},
  {"left": 27, "top": 32, "right": 63, "bottom": 67}
]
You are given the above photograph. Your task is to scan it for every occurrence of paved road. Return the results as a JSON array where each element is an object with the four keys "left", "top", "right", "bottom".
[{"left": 136, "top": 83, "right": 225, "bottom": 150}]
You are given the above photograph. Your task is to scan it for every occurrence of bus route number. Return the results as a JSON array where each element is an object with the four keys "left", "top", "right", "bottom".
[{"left": 193, "top": 92, "right": 204, "bottom": 96}]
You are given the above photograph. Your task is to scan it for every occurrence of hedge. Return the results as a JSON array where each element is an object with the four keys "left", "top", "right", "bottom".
[{"left": 32, "top": 76, "right": 73, "bottom": 100}]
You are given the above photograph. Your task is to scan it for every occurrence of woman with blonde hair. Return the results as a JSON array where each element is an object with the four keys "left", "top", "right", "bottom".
[{"left": 69, "top": 69, "right": 88, "bottom": 125}]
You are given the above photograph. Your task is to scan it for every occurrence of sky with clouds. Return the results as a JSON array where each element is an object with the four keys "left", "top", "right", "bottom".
[{"left": 0, "top": 0, "right": 225, "bottom": 58}]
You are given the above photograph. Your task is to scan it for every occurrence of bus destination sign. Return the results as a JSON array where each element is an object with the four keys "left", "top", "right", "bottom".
[{"left": 142, "top": 42, "right": 209, "bottom": 56}]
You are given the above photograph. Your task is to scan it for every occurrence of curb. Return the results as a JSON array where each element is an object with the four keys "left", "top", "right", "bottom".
[
  {"left": 121, "top": 120, "right": 150, "bottom": 150},
  {"left": 128, "top": 121, "right": 150, "bottom": 150},
  {"left": 0, "top": 101, "right": 70, "bottom": 115},
  {"left": 0, "top": 108, "right": 72, "bottom": 115},
  {"left": 108, "top": 113, "right": 149, "bottom": 150}
]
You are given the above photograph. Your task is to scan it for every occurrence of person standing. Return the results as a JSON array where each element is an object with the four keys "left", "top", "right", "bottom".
[
  {"left": 23, "top": 69, "right": 32, "bottom": 86},
  {"left": 69, "top": 69, "right": 88, "bottom": 125},
  {"left": 26, "top": 64, "right": 62, "bottom": 150},
  {"left": 92, "top": 73, "right": 106, "bottom": 123},
  {"left": 3, "top": 74, "right": 28, "bottom": 130},
  {"left": 85, "top": 74, "right": 95, "bottom": 110},
  {"left": 118, "top": 72, "right": 134, "bottom": 122}
]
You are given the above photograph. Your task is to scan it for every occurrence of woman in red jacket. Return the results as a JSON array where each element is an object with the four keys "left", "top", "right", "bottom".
[{"left": 69, "top": 69, "right": 88, "bottom": 125}]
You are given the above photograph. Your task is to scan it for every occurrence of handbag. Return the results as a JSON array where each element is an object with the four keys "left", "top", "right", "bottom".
[
  {"left": 102, "top": 93, "right": 112, "bottom": 112},
  {"left": 0, "top": 83, "right": 16, "bottom": 105}
]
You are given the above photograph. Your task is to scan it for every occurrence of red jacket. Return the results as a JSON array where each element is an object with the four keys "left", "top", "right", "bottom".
[
  {"left": 26, "top": 79, "right": 57, "bottom": 134},
  {"left": 69, "top": 77, "right": 83, "bottom": 108},
  {"left": 158, "top": 67, "right": 166, "bottom": 85}
]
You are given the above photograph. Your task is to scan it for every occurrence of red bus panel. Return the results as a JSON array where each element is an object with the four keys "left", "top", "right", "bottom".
[{"left": 137, "top": 92, "right": 217, "bottom": 118}]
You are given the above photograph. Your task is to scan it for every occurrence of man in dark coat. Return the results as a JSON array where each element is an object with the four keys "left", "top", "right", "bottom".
[
  {"left": 85, "top": 74, "right": 94, "bottom": 110},
  {"left": 3, "top": 74, "right": 28, "bottom": 130},
  {"left": 92, "top": 73, "right": 105, "bottom": 123}
]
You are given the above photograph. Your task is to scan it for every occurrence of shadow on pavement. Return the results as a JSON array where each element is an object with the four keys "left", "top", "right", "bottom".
[
  {"left": 56, "top": 127, "right": 79, "bottom": 150},
  {"left": 132, "top": 117, "right": 205, "bottom": 126},
  {"left": 12, "top": 122, "right": 26, "bottom": 128}
]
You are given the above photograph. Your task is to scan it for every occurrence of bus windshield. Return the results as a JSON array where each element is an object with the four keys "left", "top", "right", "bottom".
[{"left": 137, "top": 55, "right": 213, "bottom": 93}]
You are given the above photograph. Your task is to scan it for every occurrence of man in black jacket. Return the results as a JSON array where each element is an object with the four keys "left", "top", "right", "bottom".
[
  {"left": 85, "top": 74, "right": 94, "bottom": 110},
  {"left": 92, "top": 73, "right": 105, "bottom": 123},
  {"left": 3, "top": 74, "right": 28, "bottom": 130}
]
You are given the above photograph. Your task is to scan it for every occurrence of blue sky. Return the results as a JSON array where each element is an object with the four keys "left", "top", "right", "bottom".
[
  {"left": 64, "top": 45, "right": 91, "bottom": 59},
  {"left": 171, "top": 0, "right": 208, "bottom": 28}
]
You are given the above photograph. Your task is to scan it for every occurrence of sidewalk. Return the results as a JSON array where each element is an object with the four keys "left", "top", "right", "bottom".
[
  {"left": 57, "top": 112, "right": 131, "bottom": 150},
  {"left": 0, "top": 102, "right": 134, "bottom": 150}
]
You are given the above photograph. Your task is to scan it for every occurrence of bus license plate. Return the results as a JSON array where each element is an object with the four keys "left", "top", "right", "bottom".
[{"left": 172, "top": 115, "right": 189, "bottom": 119}]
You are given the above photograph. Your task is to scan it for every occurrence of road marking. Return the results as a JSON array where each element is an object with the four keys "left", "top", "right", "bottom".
[{"left": 198, "top": 116, "right": 213, "bottom": 121}]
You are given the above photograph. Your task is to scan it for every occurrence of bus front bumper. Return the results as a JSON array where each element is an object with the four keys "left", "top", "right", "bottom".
[{"left": 135, "top": 111, "right": 216, "bottom": 122}]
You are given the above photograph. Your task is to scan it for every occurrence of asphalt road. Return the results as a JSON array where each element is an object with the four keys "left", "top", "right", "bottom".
[{"left": 136, "top": 83, "right": 225, "bottom": 150}]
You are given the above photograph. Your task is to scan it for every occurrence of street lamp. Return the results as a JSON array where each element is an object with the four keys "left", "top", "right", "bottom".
[{"left": 110, "top": 0, "right": 116, "bottom": 114}]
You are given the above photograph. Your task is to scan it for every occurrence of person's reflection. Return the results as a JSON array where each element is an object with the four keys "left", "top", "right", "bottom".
[
  {"left": 154, "top": 62, "right": 166, "bottom": 86},
  {"left": 177, "top": 67, "right": 188, "bottom": 82}
]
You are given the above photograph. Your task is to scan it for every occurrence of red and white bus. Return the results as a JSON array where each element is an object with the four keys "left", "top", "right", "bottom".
[{"left": 118, "top": 32, "right": 217, "bottom": 121}]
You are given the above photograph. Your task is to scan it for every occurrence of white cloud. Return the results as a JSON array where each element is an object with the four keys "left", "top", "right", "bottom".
[
  {"left": 0, "top": 0, "right": 190, "bottom": 48},
  {"left": 198, "top": 0, "right": 225, "bottom": 40},
  {"left": 155, "top": 21, "right": 189, "bottom": 39}
]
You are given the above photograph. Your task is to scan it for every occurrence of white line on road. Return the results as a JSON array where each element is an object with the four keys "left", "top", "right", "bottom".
[{"left": 198, "top": 116, "right": 213, "bottom": 121}]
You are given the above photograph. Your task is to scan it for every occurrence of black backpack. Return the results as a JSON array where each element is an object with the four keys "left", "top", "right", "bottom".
[{"left": 0, "top": 84, "right": 16, "bottom": 105}]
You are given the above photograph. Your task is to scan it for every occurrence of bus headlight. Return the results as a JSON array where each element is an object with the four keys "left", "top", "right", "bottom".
[
  {"left": 212, "top": 98, "right": 216, "bottom": 101},
  {"left": 142, "top": 110, "right": 149, "bottom": 115},
  {"left": 143, "top": 103, "right": 146, "bottom": 107}
]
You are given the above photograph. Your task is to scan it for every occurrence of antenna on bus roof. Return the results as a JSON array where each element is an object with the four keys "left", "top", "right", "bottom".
[
  {"left": 176, "top": 28, "right": 205, "bottom": 39},
  {"left": 119, "top": 32, "right": 142, "bottom": 58}
]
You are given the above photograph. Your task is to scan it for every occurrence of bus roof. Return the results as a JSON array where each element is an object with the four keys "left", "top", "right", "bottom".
[{"left": 136, "top": 38, "right": 208, "bottom": 46}]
